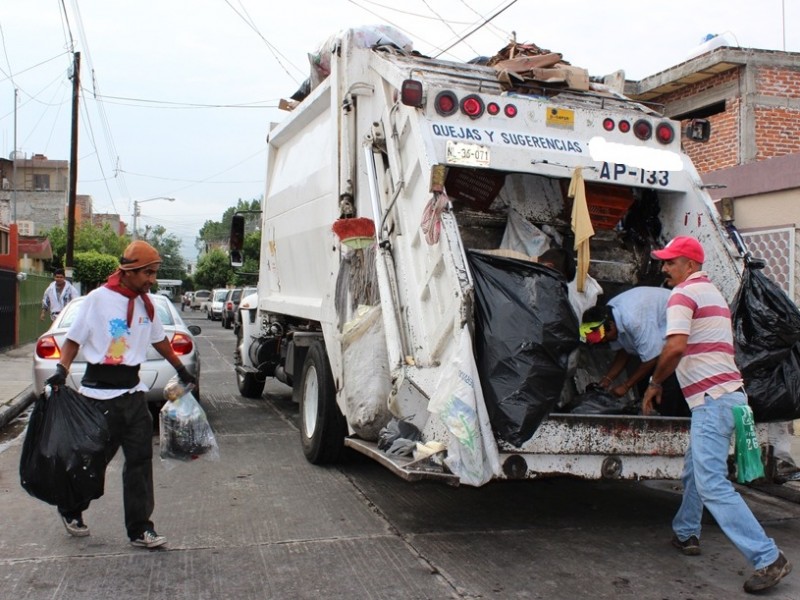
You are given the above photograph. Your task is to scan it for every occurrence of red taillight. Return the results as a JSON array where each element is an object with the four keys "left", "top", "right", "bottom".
[
  {"left": 36, "top": 335, "right": 61, "bottom": 359},
  {"left": 504, "top": 104, "right": 517, "bottom": 118},
  {"left": 434, "top": 91, "right": 458, "bottom": 116},
  {"left": 633, "top": 119, "right": 653, "bottom": 140},
  {"left": 400, "top": 79, "right": 424, "bottom": 107},
  {"left": 603, "top": 118, "right": 615, "bottom": 131},
  {"left": 655, "top": 122, "right": 675, "bottom": 144},
  {"left": 460, "top": 94, "right": 484, "bottom": 119},
  {"left": 171, "top": 333, "right": 194, "bottom": 356},
  {"left": 618, "top": 120, "right": 631, "bottom": 133},
  {"left": 487, "top": 102, "right": 500, "bottom": 115},
  {"left": 226, "top": 301, "right": 233, "bottom": 310}
]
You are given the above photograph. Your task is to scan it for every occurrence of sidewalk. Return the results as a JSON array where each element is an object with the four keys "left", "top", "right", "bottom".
[{"left": 0, "top": 342, "right": 36, "bottom": 429}]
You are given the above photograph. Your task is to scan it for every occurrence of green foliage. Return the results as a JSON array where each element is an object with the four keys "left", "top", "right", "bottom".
[
  {"left": 197, "top": 198, "right": 261, "bottom": 252},
  {"left": 193, "top": 247, "right": 234, "bottom": 289},
  {"left": 73, "top": 251, "right": 119, "bottom": 290},
  {"left": 44, "top": 222, "right": 130, "bottom": 268},
  {"left": 233, "top": 229, "right": 261, "bottom": 286}
]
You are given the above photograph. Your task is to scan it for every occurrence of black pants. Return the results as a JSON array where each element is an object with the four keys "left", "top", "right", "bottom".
[{"left": 59, "top": 391, "right": 155, "bottom": 539}]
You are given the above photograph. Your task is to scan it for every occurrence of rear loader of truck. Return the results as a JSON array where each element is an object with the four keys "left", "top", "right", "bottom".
[{"left": 232, "top": 29, "right": 744, "bottom": 486}]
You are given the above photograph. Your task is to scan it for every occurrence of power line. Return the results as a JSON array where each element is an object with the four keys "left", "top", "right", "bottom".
[{"left": 433, "top": 0, "right": 518, "bottom": 58}]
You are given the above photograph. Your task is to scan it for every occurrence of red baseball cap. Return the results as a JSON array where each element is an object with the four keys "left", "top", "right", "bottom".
[{"left": 651, "top": 236, "right": 705, "bottom": 263}]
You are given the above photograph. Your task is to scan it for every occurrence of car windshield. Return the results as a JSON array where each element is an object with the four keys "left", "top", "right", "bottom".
[
  {"left": 214, "top": 290, "right": 228, "bottom": 301},
  {"left": 58, "top": 294, "right": 175, "bottom": 328},
  {"left": 243, "top": 287, "right": 257, "bottom": 296}
]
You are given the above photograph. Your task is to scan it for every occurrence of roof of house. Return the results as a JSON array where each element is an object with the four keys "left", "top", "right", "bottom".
[{"left": 18, "top": 236, "right": 53, "bottom": 260}]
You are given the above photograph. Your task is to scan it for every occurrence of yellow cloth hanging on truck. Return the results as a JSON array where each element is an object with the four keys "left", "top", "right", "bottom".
[{"left": 569, "top": 167, "right": 595, "bottom": 292}]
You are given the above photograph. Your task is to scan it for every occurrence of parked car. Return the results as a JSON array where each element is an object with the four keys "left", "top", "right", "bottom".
[
  {"left": 221, "top": 288, "right": 242, "bottom": 329},
  {"left": 156, "top": 288, "right": 174, "bottom": 301},
  {"left": 192, "top": 289, "right": 211, "bottom": 311},
  {"left": 33, "top": 294, "right": 202, "bottom": 405},
  {"left": 233, "top": 286, "right": 258, "bottom": 335},
  {"left": 209, "top": 288, "right": 228, "bottom": 321}
]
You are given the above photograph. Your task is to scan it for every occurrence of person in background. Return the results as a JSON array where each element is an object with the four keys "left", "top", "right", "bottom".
[
  {"left": 643, "top": 235, "right": 791, "bottom": 594},
  {"left": 40, "top": 268, "right": 79, "bottom": 321},
  {"left": 45, "top": 241, "right": 196, "bottom": 549},
  {"left": 579, "top": 287, "right": 690, "bottom": 417}
]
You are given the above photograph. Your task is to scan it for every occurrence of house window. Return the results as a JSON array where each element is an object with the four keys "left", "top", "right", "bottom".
[
  {"left": 33, "top": 174, "right": 50, "bottom": 191},
  {"left": 0, "top": 229, "right": 8, "bottom": 254}
]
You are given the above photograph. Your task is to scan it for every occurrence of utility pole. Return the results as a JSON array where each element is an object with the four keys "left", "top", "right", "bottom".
[
  {"left": 65, "top": 51, "right": 80, "bottom": 280},
  {"left": 11, "top": 88, "right": 17, "bottom": 223}
]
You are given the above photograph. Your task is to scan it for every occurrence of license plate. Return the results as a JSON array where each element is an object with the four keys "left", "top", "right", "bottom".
[{"left": 446, "top": 141, "right": 490, "bottom": 167}]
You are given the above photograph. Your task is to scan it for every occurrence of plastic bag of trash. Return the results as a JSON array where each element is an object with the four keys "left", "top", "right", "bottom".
[
  {"left": 160, "top": 383, "right": 219, "bottom": 465},
  {"left": 570, "top": 384, "right": 638, "bottom": 415},
  {"left": 468, "top": 250, "right": 580, "bottom": 447},
  {"left": 732, "top": 267, "right": 800, "bottom": 421},
  {"left": 732, "top": 405, "right": 765, "bottom": 483},
  {"left": 19, "top": 386, "right": 109, "bottom": 507}
]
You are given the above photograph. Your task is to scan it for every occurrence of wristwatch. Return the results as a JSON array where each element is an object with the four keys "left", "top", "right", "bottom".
[{"left": 648, "top": 376, "right": 662, "bottom": 389}]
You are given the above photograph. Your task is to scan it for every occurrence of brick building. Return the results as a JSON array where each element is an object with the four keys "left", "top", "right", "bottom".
[{"left": 627, "top": 46, "right": 800, "bottom": 303}]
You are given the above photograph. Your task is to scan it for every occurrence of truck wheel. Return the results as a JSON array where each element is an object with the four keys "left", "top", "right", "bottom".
[
  {"left": 235, "top": 327, "right": 265, "bottom": 398},
  {"left": 299, "top": 341, "right": 346, "bottom": 464}
]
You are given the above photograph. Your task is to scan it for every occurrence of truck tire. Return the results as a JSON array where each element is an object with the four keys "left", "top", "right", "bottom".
[
  {"left": 235, "top": 327, "right": 265, "bottom": 398},
  {"left": 299, "top": 341, "right": 346, "bottom": 464}
]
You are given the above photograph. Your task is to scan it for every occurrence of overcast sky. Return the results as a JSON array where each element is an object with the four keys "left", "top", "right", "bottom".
[{"left": 2, "top": 0, "right": 798, "bottom": 261}]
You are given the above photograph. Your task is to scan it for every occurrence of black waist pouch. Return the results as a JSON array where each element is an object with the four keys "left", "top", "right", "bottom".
[{"left": 82, "top": 363, "right": 140, "bottom": 389}]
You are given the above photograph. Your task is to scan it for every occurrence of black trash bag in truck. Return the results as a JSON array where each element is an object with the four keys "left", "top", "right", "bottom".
[
  {"left": 468, "top": 251, "right": 580, "bottom": 447},
  {"left": 731, "top": 267, "right": 800, "bottom": 421},
  {"left": 19, "top": 386, "right": 110, "bottom": 507}
]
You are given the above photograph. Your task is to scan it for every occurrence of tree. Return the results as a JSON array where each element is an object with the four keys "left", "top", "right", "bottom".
[
  {"left": 197, "top": 197, "right": 261, "bottom": 252},
  {"left": 193, "top": 248, "right": 234, "bottom": 289},
  {"left": 73, "top": 251, "right": 119, "bottom": 291},
  {"left": 233, "top": 229, "right": 261, "bottom": 286},
  {"left": 44, "top": 222, "right": 130, "bottom": 269},
  {"left": 140, "top": 224, "right": 187, "bottom": 282}
]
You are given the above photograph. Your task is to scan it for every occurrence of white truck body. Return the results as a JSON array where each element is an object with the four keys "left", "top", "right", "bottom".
[{"left": 234, "top": 31, "right": 744, "bottom": 486}]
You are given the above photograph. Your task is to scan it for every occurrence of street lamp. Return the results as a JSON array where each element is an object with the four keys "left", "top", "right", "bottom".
[{"left": 132, "top": 196, "right": 175, "bottom": 240}]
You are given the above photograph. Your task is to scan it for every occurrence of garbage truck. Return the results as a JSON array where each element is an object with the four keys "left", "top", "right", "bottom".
[{"left": 230, "top": 28, "right": 745, "bottom": 486}]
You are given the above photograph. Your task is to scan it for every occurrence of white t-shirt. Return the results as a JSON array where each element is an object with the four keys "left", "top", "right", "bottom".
[{"left": 66, "top": 287, "right": 166, "bottom": 399}]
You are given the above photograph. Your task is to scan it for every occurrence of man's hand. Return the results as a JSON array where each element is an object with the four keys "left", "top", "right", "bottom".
[
  {"left": 642, "top": 385, "right": 662, "bottom": 416},
  {"left": 176, "top": 365, "right": 196, "bottom": 387},
  {"left": 611, "top": 384, "right": 630, "bottom": 398},
  {"left": 46, "top": 364, "right": 68, "bottom": 388}
]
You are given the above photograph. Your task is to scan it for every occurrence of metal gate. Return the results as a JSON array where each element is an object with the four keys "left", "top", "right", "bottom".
[
  {"left": 19, "top": 273, "right": 51, "bottom": 345},
  {"left": 0, "top": 269, "right": 15, "bottom": 349}
]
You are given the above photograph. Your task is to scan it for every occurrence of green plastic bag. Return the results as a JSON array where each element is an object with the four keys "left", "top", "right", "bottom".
[{"left": 732, "top": 405, "right": 765, "bottom": 483}]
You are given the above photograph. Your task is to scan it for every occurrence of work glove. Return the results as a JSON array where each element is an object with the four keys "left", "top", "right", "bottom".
[
  {"left": 46, "top": 363, "right": 68, "bottom": 387},
  {"left": 175, "top": 365, "right": 197, "bottom": 388}
]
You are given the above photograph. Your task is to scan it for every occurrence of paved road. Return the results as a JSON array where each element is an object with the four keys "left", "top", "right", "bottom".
[{"left": 2, "top": 308, "right": 800, "bottom": 599}]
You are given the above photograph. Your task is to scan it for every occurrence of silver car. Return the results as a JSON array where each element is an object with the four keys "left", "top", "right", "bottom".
[{"left": 33, "top": 293, "right": 202, "bottom": 403}]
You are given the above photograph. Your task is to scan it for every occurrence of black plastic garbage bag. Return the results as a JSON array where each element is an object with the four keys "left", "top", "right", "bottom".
[
  {"left": 19, "top": 386, "right": 109, "bottom": 507},
  {"left": 571, "top": 384, "right": 639, "bottom": 415},
  {"left": 732, "top": 267, "right": 800, "bottom": 421},
  {"left": 468, "top": 250, "right": 580, "bottom": 447}
]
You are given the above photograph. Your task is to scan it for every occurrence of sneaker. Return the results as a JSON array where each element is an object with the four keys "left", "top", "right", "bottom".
[
  {"left": 744, "top": 551, "right": 792, "bottom": 593},
  {"left": 671, "top": 534, "right": 701, "bottom": 556},
  {"left": 130, "top": 529, "right": 167, "bottom": 549},
  {"left": 60, "top": 515, "right": 90, "bottom": 537}
]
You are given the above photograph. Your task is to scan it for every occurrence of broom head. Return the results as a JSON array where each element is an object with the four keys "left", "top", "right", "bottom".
[{"left": 332, "top": 218, "right": 376, "bottom": 249}]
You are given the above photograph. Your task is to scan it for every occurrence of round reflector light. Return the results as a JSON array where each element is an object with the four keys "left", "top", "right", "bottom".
[
  {"left": 633, "top": 119, "right": 653, "bottom": 140},
  {"left": 460, "top": 94, "right": 484, "bottom": 119},
  {"left": 618, "top": 120, "right": 631, "bottom": 133},
  {"left": 504, "top": 104, "right": 517, "bottom": 118},
  {"left": 434, "top": 91, "right": 458, "bottom": 116},
  {"left": 487, "top": 102, "right": 500, "bottom": 115},
  {"left": 603, "top": 118, "right": 615, "bottom": 131},
  {"left": 655, "top": 122, "right": 675, "bottom": 144}
]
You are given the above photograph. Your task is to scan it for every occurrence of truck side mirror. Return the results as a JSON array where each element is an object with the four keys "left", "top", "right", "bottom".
[{"left": 230, "top": 214, "right": 245, "bottom": 268}]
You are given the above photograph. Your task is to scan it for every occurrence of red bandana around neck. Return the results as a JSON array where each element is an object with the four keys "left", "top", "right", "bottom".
[{"left": 104, "top": 269, "right": 155, "bottom": 328}]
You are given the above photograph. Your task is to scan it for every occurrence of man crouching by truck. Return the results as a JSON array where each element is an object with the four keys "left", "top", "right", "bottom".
[
  {"left": 45, "top": 241, "right": 197, "bottom": 549},
  {"left": 643, "top": 236, "right": 791, "bottom": 594}
]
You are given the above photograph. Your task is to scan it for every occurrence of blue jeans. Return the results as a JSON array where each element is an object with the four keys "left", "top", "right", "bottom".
[{"left": 673, "top": 390, "right": 779, "bottom": 569}]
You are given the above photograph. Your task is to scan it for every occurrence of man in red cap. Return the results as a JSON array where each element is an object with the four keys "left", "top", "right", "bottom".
[
  {"left": 46, "top": 240, "right": 197, "bottom": 549},
  {"left": 644, "top": 235, "right": 791, "bottom": 593}
]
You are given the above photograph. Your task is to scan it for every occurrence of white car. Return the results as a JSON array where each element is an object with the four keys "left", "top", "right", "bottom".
[{"left": 208, "top": 288, "right": 228, "bottom": 321}]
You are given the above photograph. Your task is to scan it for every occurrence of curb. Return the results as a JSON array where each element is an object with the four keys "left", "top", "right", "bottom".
[{"left": 0, "top": 386, "right": 35, "bottom": 430}]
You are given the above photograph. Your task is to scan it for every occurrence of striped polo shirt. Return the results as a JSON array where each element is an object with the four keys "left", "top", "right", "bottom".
[{"left": 666, "top": 271, "right": 743, "bottom": 408}]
